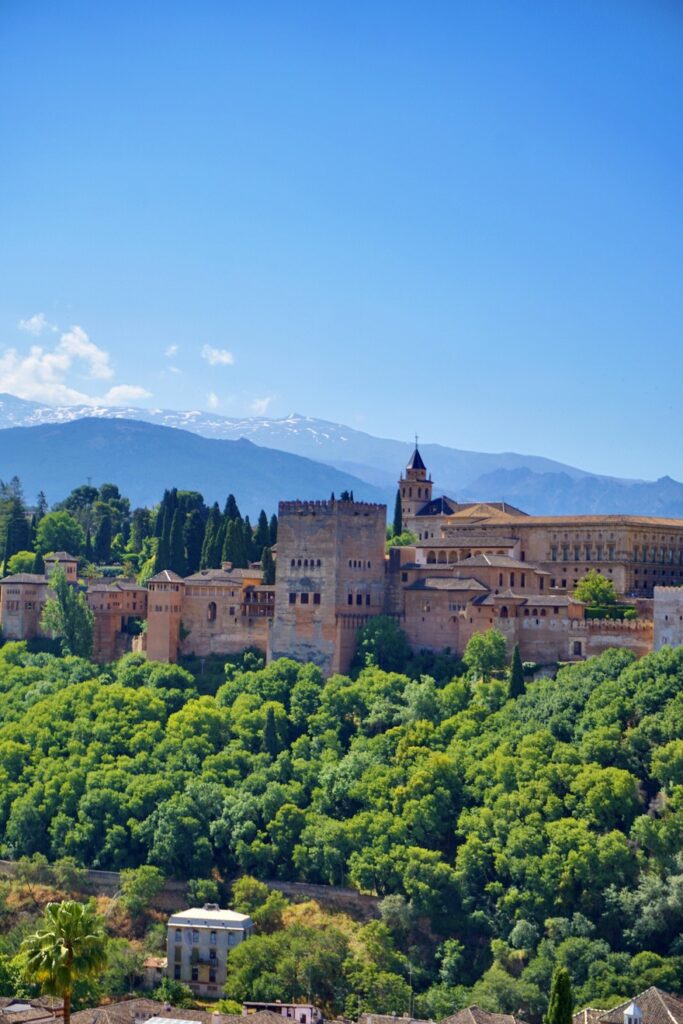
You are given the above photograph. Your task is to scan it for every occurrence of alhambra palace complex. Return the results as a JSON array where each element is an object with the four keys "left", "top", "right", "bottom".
[{"left": 3, "top": 446, "right": 683, "bottom": 671}]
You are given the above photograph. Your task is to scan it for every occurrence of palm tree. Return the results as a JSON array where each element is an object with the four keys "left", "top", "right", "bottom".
[{"left": 21, "top": 901, "right": 108, "bottom": 1024}]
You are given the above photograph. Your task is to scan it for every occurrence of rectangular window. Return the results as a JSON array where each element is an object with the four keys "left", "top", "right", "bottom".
[
  {"left": 347, "top": 594, "right": 353, "bottom": 605},
  {"left": 229, "top": 606, "right": 235, "bottom": 616},
  {"left": 209, "top": 969, "right": 217, "bottom": 983},
  {"left": 550, "top": 547, "right": 557, "bottom": 561},
  {"left": 289, "top": 593, "right": 296, "bottom": 604},
  {"left": 191, "top": 967, "right": 198, "bottom": 982},
  {"left": 356, "top": 594, "right": 362, "bottom": 605},
  {"left": 174, "top": 945, "right": 182, "bottom": 962},
  {"left": 574, "top": 546, "right": 580, "bottom": 561},
  {"left": 300, "top": 592, "right": 309, "bottom": 604},
  {"left": 520, "top": 573, "right": 526, "bottom": 588},
  {"left": 510, "top": 573, "right": 515, "bottom": 587},
  {"left": 401, "top": 572, "right": 408, "bottom": 582},
  {"left": 313, "top": 593, "right": 321, "bottom": 604},
  {"left": 210, "top": 931, "right": 217, "bottom": 945},
  {"left": 174, "top": 965, "right": 181, "bottom": 980},
  {"left": 365, "top": 594, "right": 371, "bottom": 606},
  {"left": 209, "top": 950, "right": 217, "bottom": 961},
  {"left": 540, "top": 577, "right": 545, "bottom": 590},
  {"left": 192, "top": 930, "right": 199, "bottom": 944}
]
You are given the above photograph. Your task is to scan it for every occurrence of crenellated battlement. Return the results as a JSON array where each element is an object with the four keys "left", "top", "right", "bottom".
[{"left": 279, "top": 499, "right": 387, "bottom": 514}]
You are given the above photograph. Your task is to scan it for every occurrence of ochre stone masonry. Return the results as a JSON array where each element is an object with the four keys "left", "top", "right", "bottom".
[{"left": 2, "top": 448, "right": 683, "bottom": 670}]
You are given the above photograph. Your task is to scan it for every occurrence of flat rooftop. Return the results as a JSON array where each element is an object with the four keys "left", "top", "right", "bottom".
[{"left": 168, "top": 906, "right": 252, "bottom": 928}]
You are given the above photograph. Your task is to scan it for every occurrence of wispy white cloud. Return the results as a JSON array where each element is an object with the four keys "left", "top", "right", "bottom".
[
  {"left": 102, "top": 384, "right": 152, "bottom": 405},
  {"left": 250, "top": 395, "right": 274, "bottom": 415},
  {"left": 207, "top": 391, "right": 220, "bottom": 409},
  {"left": 164, "top": 344, "right": 179, "bottom": 358},
  {"left": 18, "top": 312, "right": 58, "bottom": 336},
  {"left": 59, "top": 325, "right": 113, "bottom": 379},
  {"left": 168, "top": 365, "right": 181, "bottom": 374},
  {"left": 0, "top": 324, "right": 150, "bottom": 406},
  {"left": 201, "top": 344, "right": 234, "bottom": 366}
]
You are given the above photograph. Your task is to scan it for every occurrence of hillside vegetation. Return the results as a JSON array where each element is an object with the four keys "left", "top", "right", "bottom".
[{"left": 1, "top": 643, "right": 683, "bottom": 1017}]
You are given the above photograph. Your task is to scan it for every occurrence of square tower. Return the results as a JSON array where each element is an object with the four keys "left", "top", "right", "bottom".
[{"left": 269, "top": 498, "right": 387, "bottom": 675}]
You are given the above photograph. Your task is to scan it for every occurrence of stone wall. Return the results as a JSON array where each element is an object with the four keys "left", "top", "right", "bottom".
[{"left": 653, "top": 587, "right": 683, "bottom": 650}]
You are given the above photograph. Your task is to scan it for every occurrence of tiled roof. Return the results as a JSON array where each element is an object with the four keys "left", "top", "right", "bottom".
[
  {"left": 406, "top": 446, "right": 426, "bottom": 471},
  {"left": 456, "top": 553, "right": 534, "bottom": 569},
  {"left": 148, "top": 570, "right": 185, "bottom": 583},
  {"left": 406, "top": 577, "right": 488, "bottom": 592},
  {"left": 360, "top": 1015, "right": 431, "bottom": 1024},
  {"left": 572, "top": 1012, "right": 608, "bottom": 1024},
  {"left": 184, "top": 568, "right": 261, "bottom": 583},
  {"left": 594, "top": 988, "right": 683, "bottom": 1024},
  {"left": 0, "top": 574, "right": 47, "bottom": 585},
  {"left": 71, "top": 1002, "right": 284, "bottom": 1024},
  {"left": 415, "top": 496, "right": 459, "bottom": 517},
  {"left": 87, "top": 580, "right": 146, "bottom": 593},
  {"left": 44, "top": 551, "right": 77, "bottom": 561},
  {"left": 441, "top": 1007, "right": 530, "bottom": 1024}
]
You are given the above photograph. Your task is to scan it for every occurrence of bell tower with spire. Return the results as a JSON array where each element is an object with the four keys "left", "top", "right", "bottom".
[{"left": 399, "top": 437, "right": 432, "bottom": 527}]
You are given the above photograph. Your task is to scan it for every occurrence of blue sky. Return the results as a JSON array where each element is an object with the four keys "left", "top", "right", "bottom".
[{"left": 1, "top": 1, "right": 682, "bottom": 478}]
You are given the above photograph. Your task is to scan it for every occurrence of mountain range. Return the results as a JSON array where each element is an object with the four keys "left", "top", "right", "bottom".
[{"left": 1, "top": 392, "right": 682, "bottom": 516}]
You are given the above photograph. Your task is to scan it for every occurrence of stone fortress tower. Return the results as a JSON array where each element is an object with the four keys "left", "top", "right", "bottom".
[{"left": 268, "top": 497, "right": 387, "bottom": 675}]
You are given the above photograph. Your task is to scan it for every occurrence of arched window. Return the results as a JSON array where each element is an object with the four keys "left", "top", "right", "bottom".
[
  {"left": 500, "top": 606, "right": 509, "bottom": 618},
  {"left": 207, "top": 601, "right": 217, "bottom": 622},
  {"left": 427, "top": 550, "right": 437, "bottom": 564}
]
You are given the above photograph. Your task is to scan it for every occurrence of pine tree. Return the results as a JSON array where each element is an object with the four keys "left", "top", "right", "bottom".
[
  {"left": 184, "top": 510, "right": 204, "bottom": 575},
  {"left": 200, "top": 504, "right": 221, "bottom": 569},
  {"left": 392, "top": 488, "right": 403, "bottom": 537},
  {"left": 509, "top": 644, "right": 526, "bottom": 699},
  {"left": 93, "top": 513, "right": 112, "bottom": 564},
  {"left": 261, "top": 546, "right": 276, "bottom": 585},
  {"left": 269, "top": 513, "right": 278, "bottom": 546},
  {"left": 254, "top": 510, "right": 270, "bottom": 554},
  {"left": 35, "top": 491, "right": 48, "bottom": 521},
  {"left": 545, "top": 967, "right": 573, "bottom": 1024},
  {"left": 223, "top": 520, "right": 248, "bottom": 568},
  {"left": 169, "top": 509, "right": 187, "bottom": 576}
]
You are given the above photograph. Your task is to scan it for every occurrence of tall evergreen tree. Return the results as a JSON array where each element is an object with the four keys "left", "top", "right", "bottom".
[
  {"left": 169, "top": 509, "right": 187, "bottom": 576},
  {"left": 269, "top": 513, "right": 278, "bottom": 546},
  {"left": 392, "top": 489, "right": 403, "bottom": 536},
  {"left": 261, "top": 546, "right": 276, "bottom": 585},
  {"left": 243, "top": 515, "right": 255, "bottom": 563},
  {"left": 33, "top": 550, "right": 45, "bottom": 575},
  {"left": 35, "top": 490, "right": 48, "bottom": 521},
  {"left": 545, "top": 967, "right": 573, "bottom": 1024},
  {"left": 254, "top": 510, "right": 270, "bottom": 554},
  {"left": 509, "top": 644, "right": 526, "bottom": 699},
  {"left": 262, "top": 705, "right": 279, "bottom": 757},
  {"left": 93, "top": 513, "right": 112, "bottom": 564},
  {"left": 184, "top": 509, "right": 204, "bottom": 574},
  {"left": 223, "top": 519, "right": 248, "bottom": 568},
  {"left": 4, "top": 498, "right": 30, "bottom": 560},
  {"left": 200, "top": 504, "right": 221, "bottom": 569},
  {"left": 223, "top": 494, "right": 241, "bottom": 522},
  {"left": 41, "top": 568, "right": 94, "bottom": 658},
  {"left": 84, "top": 529, "right": 93, "bottom": 563},
  {"left": 153, "top": 508, "right": 170, "bottom": 572},
  {"left": 213, "top": 517, "right": 227, "bottom": 568}
]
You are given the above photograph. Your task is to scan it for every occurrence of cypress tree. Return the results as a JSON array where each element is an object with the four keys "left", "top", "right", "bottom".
[
  {"left": 200, "top": 504, "right": 221, "bottom": 569},
  {"left": 261, "top": 546, "right": 275, "bottom": 585},
  {"left": 254, "top": 510, "right": 270, "bottom": 554},
  {"left": 392, "top": 488, "right": 403, "bottom": 537},
  {"left": 154, "top": 508, "right": 170, "bottom": 572},
  {"left": 223, "top": 520, "right": 248, "bottom": 569},
  {"left": 243, "top": 516, "right": 255, "bottom": 563},
  {"left": 213, "top": 517, "right": 227, "bottom": 568},
  {"left": 184, "top": 510, "right": 204, "bottom": 575},
  {"left": 154, "top": 491, "right": 170, "bottom": 537},
  {"left": 33, "top": 550, "right": 45, "bottom": 575},
  {"left": 85, "top": 529, "right": 93, "bottom": 562},
  {"left": 223, "top": 494, "right": 240, "bottom": 522},
  {"left": 35, "top": 490, "right": 48, "bottom": 522},
  {"left": 269, "top": 513, "right": 278, "bottom": 546},
  {"left": 509, "top": 644, "right": 526, "bottom": 699},
  {"left": 262, "top": 705, "right": 279, "bottom": 757},
  {"left": 93, "top": 513, "right": 112, "bottom": 564},
  {"left": 545, "top": 967, "right": 573, "bottom": 1024},
  {"left": 169, "top": 509, "right": 187, "bottom": 576}
]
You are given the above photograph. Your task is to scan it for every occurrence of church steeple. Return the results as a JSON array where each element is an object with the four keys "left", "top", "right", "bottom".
[{"left": 398, "top": 437, "right": 432, "bottom": 525}]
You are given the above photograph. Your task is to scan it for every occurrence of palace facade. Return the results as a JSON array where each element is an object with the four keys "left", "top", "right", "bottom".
[{"left": 3, "top": 446, "right": 683, "bottom": 673}]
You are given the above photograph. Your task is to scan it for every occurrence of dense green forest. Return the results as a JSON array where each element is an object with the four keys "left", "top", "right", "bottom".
[
  {"left": 0, "top": 641, "right": 682, "bottom": 1017},
  {"left": 0, "top": 478, "right": 277, "bottom": 581}
]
